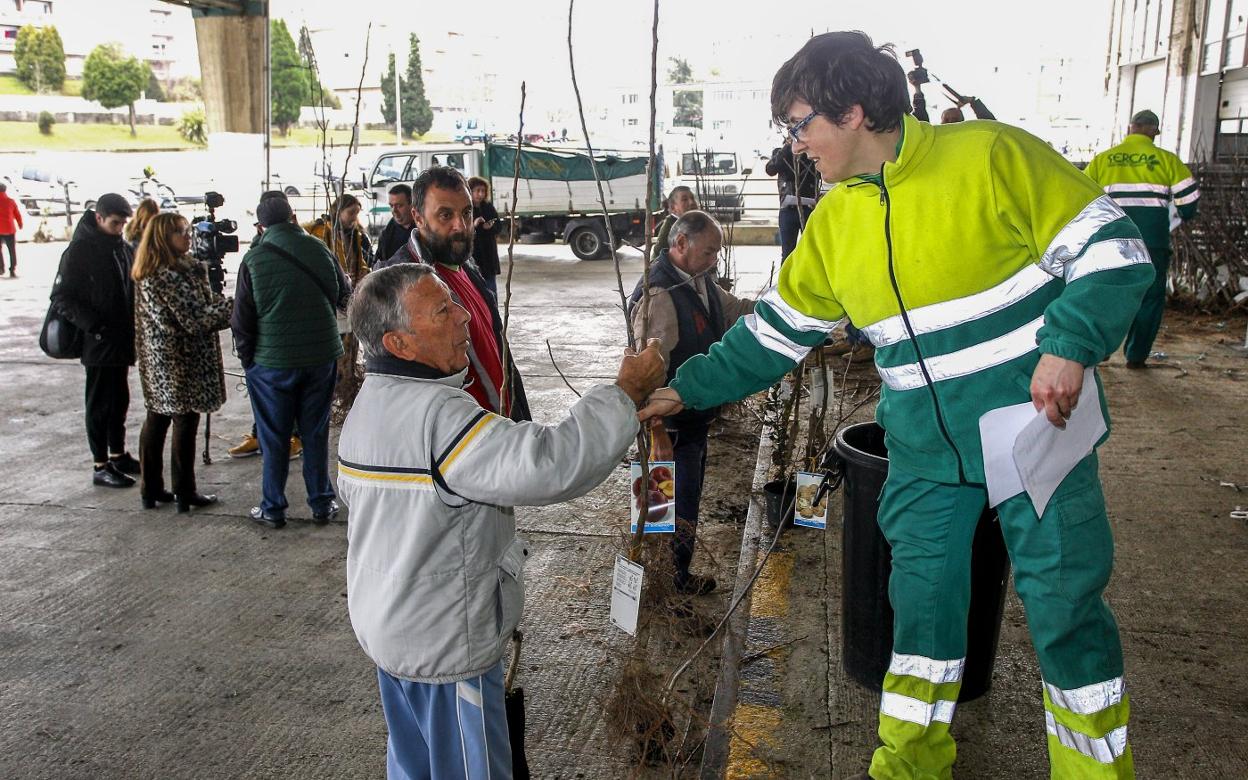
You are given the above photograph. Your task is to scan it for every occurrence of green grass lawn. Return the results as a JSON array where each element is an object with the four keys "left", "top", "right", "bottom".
[
  {"left": 0, "top": 121, "right": 195, "bottom": 151},
  {"left": 0, "top": 121, "right": 434, "bottom": 152},
  {"left": 0, "top": 75, "right": 84, "bottom": 96},
  {"left": 0, "top": 75, "right": 34, "bottom": 95}
]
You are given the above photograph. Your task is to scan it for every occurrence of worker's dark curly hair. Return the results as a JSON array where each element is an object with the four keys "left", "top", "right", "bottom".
[{"left": 770, "top": 31, "right": 910, "bottom": 133}]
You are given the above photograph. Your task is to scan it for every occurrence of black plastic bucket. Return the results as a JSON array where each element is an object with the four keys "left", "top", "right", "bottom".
[
  {"left": 763, "top": 478, "right": 796, "bottom": 529},
  {"left": 833, "top": 421, "right": 1010, "bottom": 702}
]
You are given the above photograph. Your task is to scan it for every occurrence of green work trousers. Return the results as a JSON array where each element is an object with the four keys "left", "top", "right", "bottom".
[
  {"left": 1123, "top": 247, "right": 1169, "bottom": 364},
  {"left": 867, "top": 452, "right": 1134, "bottom": 779}
]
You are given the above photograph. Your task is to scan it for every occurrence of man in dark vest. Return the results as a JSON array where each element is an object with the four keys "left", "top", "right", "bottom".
[
  {"left": 629, "top": 211, "right": 755, "bottom": 595},
  {"left": 231, "top": 195, "right": 352, "bottom": 529}
]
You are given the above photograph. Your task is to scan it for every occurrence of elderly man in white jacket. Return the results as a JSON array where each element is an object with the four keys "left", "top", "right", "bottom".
[{"left": 338, "top": 263, "right": 665, "bottom": 780}]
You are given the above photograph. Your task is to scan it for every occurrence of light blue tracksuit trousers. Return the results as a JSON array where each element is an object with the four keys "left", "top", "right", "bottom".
[{"left": 377, "top": 663, "right": 512, "bottom": 780}]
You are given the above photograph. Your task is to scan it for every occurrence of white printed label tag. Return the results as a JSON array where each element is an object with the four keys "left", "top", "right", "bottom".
[{"left": 610, "top": 555, "right": 644, "bottom": 635}]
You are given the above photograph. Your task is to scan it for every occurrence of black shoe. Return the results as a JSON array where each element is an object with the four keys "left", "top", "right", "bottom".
[
  {"left": 94, "top": 463, "right": 136, "bottom": 488},
  {"left": 141, "top": 489, "right": 176, "bottom": 509},
  {"left": 312, "top": 499, "right": 340, "bottom": 525},
  {"left": 249, "top": 506, "right": 286, "bottom": 529},
  {"left": 109, "top": 452, "right": 141, "bottom": 476},
  {"left": 177, "top": 493, "right": 218, "bottom": 513},
  {"left": 1125, "top": 360, "right": 1148, "bottom": 370},
  {"left": 674, "top": 573, "right": 717, "bottom": 596}
]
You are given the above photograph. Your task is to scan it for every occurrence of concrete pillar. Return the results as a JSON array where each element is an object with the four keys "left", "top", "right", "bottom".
[{"left": 193, "top": 12, "right": 266, "bottom": 135}]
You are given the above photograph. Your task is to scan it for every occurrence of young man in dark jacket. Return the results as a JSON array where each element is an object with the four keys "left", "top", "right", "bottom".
[
  {"left": 231, "top": 195, "right": 351, "bottom": 528},
  {"left": 50, "top": 194, "right": 139, "bottom": 487},
  {"left": 374, "top": 183, "right": 414, "bottom": 263}
]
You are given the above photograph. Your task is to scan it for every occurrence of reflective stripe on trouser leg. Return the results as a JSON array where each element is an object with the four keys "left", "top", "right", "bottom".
[
  {"left": 995, "top": 453, "right": 1132, "bottom": 778},
  {"left": 869, "top": 471, "right": 985, "bottom": 779},
  {"left": 1043, "top": 679, "right": 1133, "bottom": 775}
]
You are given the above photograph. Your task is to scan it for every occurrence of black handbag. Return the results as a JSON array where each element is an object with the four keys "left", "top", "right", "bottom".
[{"left": 39, "top": 300, "right": 83, "bottom": 360}]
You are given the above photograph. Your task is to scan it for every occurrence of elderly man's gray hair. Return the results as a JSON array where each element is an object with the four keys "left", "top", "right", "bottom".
[
  {"left": 669, "top": 209, "right": 722, "bottom": 247},
  {"left": 349, "top": 263, "right": 436, "bottom": 360}
]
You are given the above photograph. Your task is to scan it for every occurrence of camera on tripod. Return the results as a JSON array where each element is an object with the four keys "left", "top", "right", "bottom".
[{"left": 191, "top": 191, "right": 238, "bottom": 295}]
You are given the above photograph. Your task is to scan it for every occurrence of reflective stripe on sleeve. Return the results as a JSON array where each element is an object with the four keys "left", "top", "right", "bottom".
[
  {"left": 1044, "top": 677, "right": 1125, "bottom": 716},
  {"left": 888, "top": 653, "right": 966, "bottom": 684},
  {"left": 876, "top": 316, "right": 1043, "bottom": 392},
  {"left": 759, "top": 287, "right": 841, "bottom": 333},
  {"left": 1112, "top": 196, "right": 1168, "bottom": 208},
  {"left": 1171, "top": 176, "right": 1197, "bottom": 193},
  {"left": 880, "top": 692, "right": 957, "bottom": 727},
  {"left": 1065, "top": 238, "right": 1152, "bottom": 283},
  {"left": 1040, "top": 195, "right": 1125, "bottom": 278},
  {"left": 1174, "top": 189, "right": 1200, "bottom": 206},
  {"left": 1046, "top": 712, "right": 1129, "bottom": 764},
  {"left": 861, "top": 265, "right": 1053, "bottom": 348},
  {"left": 1103, "top": 182, "right": 1169, "bottom": 195},
  {"left": 744, "top": 312, "right": 813, "bottom": 362}
]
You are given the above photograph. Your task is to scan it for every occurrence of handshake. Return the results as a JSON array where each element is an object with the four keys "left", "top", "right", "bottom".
[{"left": 614, "top": 339, "right": 687, "bottom": 421}]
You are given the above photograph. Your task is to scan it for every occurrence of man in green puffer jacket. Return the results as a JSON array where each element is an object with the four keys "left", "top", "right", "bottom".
[{"left": 641, "top": 32, "right": 1150, "bottom": 779}]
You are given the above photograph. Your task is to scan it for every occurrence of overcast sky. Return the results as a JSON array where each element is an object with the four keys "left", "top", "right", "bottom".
[{"left": 264, "top": 0, "right": 1114, "bottom": 149}]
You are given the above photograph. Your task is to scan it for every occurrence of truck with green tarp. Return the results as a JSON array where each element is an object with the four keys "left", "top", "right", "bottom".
[{"left": 362, "top": 142, "right": 661, "bottom": 260}]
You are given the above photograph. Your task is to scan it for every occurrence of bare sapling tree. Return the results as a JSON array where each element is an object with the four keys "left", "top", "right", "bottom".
[
  {"left": 566, "top": 0, "right": 656, "bottom": 559},
  {"left": 498, "top": 82, "right": 526, "bottom": 415}
]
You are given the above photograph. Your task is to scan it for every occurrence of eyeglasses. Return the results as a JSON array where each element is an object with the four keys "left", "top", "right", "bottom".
[{"left": 785, "top": 110, "right": 819, "bottom": 143}]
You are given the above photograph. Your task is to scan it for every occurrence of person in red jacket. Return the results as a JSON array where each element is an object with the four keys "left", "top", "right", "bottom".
[{"left": 0, "top": 182, "right": 24, "bottom": 277}]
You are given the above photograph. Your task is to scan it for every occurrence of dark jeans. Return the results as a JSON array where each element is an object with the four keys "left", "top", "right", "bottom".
[
  {"left": 245, "top": 361, "right": 337, "bottom": 517},
  {"left": 668, "top": 421, "right": 710, "bottom": 586},
  {"left": 0, "top": 233, "right": 14, "bottom": 273},
  {"left": 778, "top": 205, "right": 814, "bottom": 263},
  {"left": 140, "top": 410, "right": 200, "bottom": 497},
  {"left": 84, "top": 365, "right": 130, "bottom": 463},
  {"left": 482, "top": 273, "right": 498, "bottom": 298}
]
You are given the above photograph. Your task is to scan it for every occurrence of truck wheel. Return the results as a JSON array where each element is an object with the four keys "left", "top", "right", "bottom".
[
  {"left": 568, "top": 226, "right": 606, "bottom": 261},
  {"left": 284, "top": 186, "right": 301, "bottom": 197}
]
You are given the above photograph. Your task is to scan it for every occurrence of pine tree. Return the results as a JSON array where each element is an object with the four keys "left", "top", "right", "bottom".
[
  {"left": 380, "top": 52, "right": 400, "bottom": 127},
  {"left": 402, "top": 34, "right": 433, "bottom": 138},
  {"left": 379, "top": 36, "right": 433, "bottom": 138},
  {"left": 13, "top": 25, "right": 66, "bottom": 93},
  {"left": 269, "top": 19, "right": 308, "bottom": 136}
]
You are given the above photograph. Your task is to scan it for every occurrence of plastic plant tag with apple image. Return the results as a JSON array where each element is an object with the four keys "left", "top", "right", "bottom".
[{"left": 629, "top": 460, "right": 676, "bottom": 534}]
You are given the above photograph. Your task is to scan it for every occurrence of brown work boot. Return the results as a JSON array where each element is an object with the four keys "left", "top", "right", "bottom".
[
  {"left": 289, "top": 435, "right": 303, "bottom": 459},
  {"left": 228, "top": 433, "right": 260, "bottom": 458}
]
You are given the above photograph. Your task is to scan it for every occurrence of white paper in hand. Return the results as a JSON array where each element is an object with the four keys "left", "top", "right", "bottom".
[
  {"left": 979, "top": 401, "right": 1035, "bottom": 508},
  {"left": 610, "top": 555, "right": 644, "bottom": 636},
  {"left": 1012, "top": 367, "right": 1105, "bottom": 517}
]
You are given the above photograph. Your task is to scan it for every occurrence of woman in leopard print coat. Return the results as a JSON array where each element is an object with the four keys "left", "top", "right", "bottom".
[{"left": 133, "top": 212, "right": 232, "bottom": 511}]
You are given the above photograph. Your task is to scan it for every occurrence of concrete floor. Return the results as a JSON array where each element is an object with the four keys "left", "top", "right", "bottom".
[
  {"left": 4, "top": 237, "right": 1246, "bottom": 778},
  {"left": 0, "top": 239, "right": 777, "bottom": 779}
]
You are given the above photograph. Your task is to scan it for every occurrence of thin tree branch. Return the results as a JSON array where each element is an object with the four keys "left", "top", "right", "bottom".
[
  {"left": 499, "top": 82, "right": 525, "bottom": 415},
  {"left": 546, "top": 339, "right": 583, "bottom": 398}
]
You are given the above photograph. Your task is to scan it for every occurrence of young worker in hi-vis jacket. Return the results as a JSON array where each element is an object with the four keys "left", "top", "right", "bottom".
[{"left": 641, "top": 32, "right": 1152, "bottom": 780}]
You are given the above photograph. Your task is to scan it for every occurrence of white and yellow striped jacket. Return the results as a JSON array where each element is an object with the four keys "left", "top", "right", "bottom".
[{"left": 338, "top": 361, "right": 638, "bottom": 683}]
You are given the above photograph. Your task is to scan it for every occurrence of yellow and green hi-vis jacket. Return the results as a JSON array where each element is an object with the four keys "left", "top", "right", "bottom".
[
  {"left": 1085, "top": 132, "right": 1199, "bottom": 251},
  {"left": 671, "top": 114, "right": 1154, "bottom": 484}
]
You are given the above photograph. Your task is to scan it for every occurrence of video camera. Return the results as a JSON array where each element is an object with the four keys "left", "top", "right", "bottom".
[{"left": 191, "top": 191, "right": 238, "bottom": 296}]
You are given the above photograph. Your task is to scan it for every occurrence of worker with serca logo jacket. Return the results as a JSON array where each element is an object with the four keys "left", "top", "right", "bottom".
[
  {"left": 641, "top": 32, "right": 1152, "bottom": 779},
  {"left": 1086, "top": 108, "right": 1199, "bottom": 368}
]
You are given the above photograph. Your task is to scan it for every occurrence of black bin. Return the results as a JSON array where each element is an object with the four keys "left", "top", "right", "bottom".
[{"left": 834, "top": 421, "right": 1010, "bottom": 702}]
